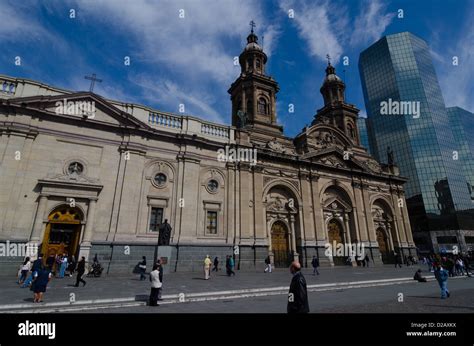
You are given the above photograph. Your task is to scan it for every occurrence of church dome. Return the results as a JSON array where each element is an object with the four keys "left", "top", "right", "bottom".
[
  {"left": 244, "top": 31, "right": 263, "bottom": 51},
  {"left": 322, "top": 63, "right": 343, "bottom": 85},
  {"left": 245, "top": 41, "right": 263, "bottom": 51},
  {"left": 323, "top": 73, "right": 342, "bottom": 83}
]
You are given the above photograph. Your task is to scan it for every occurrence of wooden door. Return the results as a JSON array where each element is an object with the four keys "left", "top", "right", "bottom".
[{"left": 271, "top": 221, "right": 289, "bottom": 267}]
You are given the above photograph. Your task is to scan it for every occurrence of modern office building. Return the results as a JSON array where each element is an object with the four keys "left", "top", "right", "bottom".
[
  {"left": 356, "top": 117, "right": 371, "bottom": 154},
  {"left": 446, "top": 107, "right": 474, "bottom": 202},
  {"left": 359, "top": 32, "right": 474, "bottom": 254}
]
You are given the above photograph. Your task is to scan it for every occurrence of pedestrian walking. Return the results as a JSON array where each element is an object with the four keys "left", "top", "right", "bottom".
[
  {"left": 311, "top": 256, "right": 320, "bottom": 275},
  {"left": 31, "top": 265, "right": 52, "bottom": 303},
  {"left": 58, "top": 253, "right": 68, "bottom": 278},
  {"left": 156, "top": 259, "right": 164, "bottom": 300},
  {"left": 212, "top": 257, "right": 219, "bottom": 272},
  {"left": 228, "top": 255, "right": 236, "bottom": 276},
  {"left": 264, "top": 255, "right": 272, "bottom": 273},
  {"left": 138, "top": 256, "right": 147, "bottom": 281},
  {"left": 462, "top": 255, "right": 472, "bottom": 277},
  {"left": 18, "top": 257, "right": 31, "bottom": 284},
  {"left": 74, "top": 256, "right": 87, "bottom": 287},
  {"left": 455, "top": 258, "right": 465, "bottom": 276},
  {"left": 67, "top": 255, "right": 76, "bottom": 277},
  {"left": 434, "top": 263, "right": 450, "bottom": 299},
  {"left": 149, "top": 264, "right": 162, "bottom": 306},
  {"left": 204, "top": 255, "right": 212, "bottom": 280},
  {"left": 287, "top": 261, "right": 309, "bottom": 314},
  {"left": 364, "top": 253, "right": 370, "bottom": 267},
  {"left": 394, "top": 252, "right": 402, "bottom": 268},
  {"left": 22, "top": 254, "right": 43, "bottom": 288},
  {"left": 225, "top": 255, "right": 231, "bottom": 276}
]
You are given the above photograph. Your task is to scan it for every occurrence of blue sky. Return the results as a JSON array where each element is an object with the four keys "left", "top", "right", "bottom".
[{"left": 1, "top": 0, "right": 472, "bottom": 137}]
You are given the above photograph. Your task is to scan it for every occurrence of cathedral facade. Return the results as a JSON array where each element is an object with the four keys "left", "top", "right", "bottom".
[{"left": 0, "top": 30, "right": 416, "bottom": 274}]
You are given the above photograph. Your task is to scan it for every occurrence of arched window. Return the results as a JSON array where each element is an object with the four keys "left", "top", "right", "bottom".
[
  {"left": 347, "top": 123, "right": 355, "bottom": 138},
  {"left": 257, "top": 98, "right": 268, "bottom": 115},
  {"left": 256, "top": 59, "right": 261, "bottom": 71}
]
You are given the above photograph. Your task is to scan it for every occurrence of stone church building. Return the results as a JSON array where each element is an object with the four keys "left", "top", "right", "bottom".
[{"left": 0, "top": 29, "right": 416, "bottom": 274}]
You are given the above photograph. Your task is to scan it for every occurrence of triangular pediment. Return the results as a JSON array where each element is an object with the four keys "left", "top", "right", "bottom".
[
  {"left": 303, "top": 148, "right": 369, "bottom": 172},
  {"left": 323, "top": 197, "right": 352, "bottom": 211},
  {"left": 7, "top": 92, "right": 150, "bottom": 130}
]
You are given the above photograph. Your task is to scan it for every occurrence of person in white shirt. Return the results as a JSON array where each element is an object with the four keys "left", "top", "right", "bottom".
[
  {"left": 18, "top": 257, "right": 32, "bottom": 284},
  {"left": 149, "top": 264, "right": 162, "bottom": 306},
  {"left": 204, "top": 255, "right": 212, "bottom": 280}
]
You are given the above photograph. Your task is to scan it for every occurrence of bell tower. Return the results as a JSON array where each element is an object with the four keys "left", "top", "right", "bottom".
[
  {"left": 314, "top": 55, "right": 361, "bottom": 146},
  {"left": 228, "top": 21, "right": 283, "bottom": 137}
]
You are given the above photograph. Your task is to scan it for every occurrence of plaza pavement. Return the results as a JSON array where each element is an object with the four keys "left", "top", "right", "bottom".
[{"left": 0, "top": 264, "right": 471, "bottom": 313}]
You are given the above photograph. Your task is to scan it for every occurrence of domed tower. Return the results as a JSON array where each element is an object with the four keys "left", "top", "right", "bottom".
[
  {"left": 313, "top": 57, "right": 361, "bottom": 146},
  {"left": 228, "top": 22, "right": 283, "bottom": 137},
  {"left": 321, "top": 61, "right": 346, "bottom": 105}
]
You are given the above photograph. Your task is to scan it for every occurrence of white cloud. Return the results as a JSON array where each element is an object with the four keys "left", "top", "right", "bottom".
[
  {"left": 69, "top": 0, "right": 279, "bottom": 84},
  {"left": 280, "top": 0, "right": 393, "bottom": 63},
  {"left": 350, "top": 0, "right": 395, "bottom": 47},
  {"left": 133, "top": 75, "right": 224, "bottom": 123},
  {"left": 0, "top": 2, "right": 44, "bottom": 40},
  {"left": 279, "top": 0, "right": 345, "bottom": 62},
  {"left": 433, "top": 8, "right": 474, "bottom": 112},
  {"left": 61, "top": 0, "right": 281, "bottom": 122}
]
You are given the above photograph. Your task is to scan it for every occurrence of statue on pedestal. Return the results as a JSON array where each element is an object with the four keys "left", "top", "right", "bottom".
[{"left": 158, "top": 219, "right": 172, "bottom": 246}]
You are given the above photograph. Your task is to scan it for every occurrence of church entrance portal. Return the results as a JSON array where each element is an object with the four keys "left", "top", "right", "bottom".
[
  {"left": 328, "top": 219, "right": 346, "bottom": 265},
  {"left": 41, "top": 206, "right": 82, "bottom": 268},
  {"left": 271, "top": 221, "right": 290, "bottom": 268}
]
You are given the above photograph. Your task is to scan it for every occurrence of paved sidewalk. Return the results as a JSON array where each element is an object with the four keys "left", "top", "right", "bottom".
[{"left": 0, "top": 264, "right": 442, "bottom": 307}]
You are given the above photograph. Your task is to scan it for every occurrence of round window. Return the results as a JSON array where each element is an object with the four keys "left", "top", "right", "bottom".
[
  {"left": 154, "top": 173, "right": 167, "bottom": 187},
  {"left": 208, "top": 179, "right": 219, "bottom": 192},
  {"left": 67, "top": 162, "right": 84, "bottom": 175}
]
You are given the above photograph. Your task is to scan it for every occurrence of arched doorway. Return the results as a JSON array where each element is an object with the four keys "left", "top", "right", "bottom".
[
  {"left": 271, "top": 221, "right": 290, "bottom": 267},
  {"left": 41, "top": 206, "right": 83, "bottom": 268},
  {"left": 328, "top": 219, "right": 345, "bottom": 265},
  {"left": 376, "top": 228, "right": 390, "bottom": 264}
]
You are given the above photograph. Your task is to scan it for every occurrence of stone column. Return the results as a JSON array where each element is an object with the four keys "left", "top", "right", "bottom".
[
  {"left": 81, "top": 199, "right": 97, "bottom": 245},
  {"left": 344, "top": 213, "right": 356, "bottom": 266},
  {"left": 30, "top": 194, "right": 48, "bottom": 242},
  {"left": 310, "top": 176, "right": 325, "bottom": 243},
  {"left": 387, "top": 224, "right": 395, "bottom": 251},
  {"left": 226, "top": 165, "right": 236, "bottom": 244},
  {"left": 253, "top": 168, "right": 265, "bottom": 243},
  {"left": 79, "top": 199, "right": 97, "bottom": 261},
  {"left": 290, "top": 214, "right": 299, "bottom": 262}
]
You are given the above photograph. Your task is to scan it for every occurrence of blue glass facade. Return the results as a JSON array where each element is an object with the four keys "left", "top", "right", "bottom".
[
  {"left": 446, "top": 107, "right": 474, "bottom": 202},
  {"left": 356, "top": 117, "right": 371, "bottom": 154},
  {"left": 359, "top": 32, "right": 474, "bottom": 251}
]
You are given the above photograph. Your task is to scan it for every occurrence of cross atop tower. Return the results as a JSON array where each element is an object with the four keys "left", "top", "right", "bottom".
[
  {"left": 326, "top": 54, "right": 331, "bottom": 65},
  {"left": 84, "top": 73, "right": 102, "bottom": 92},
  {"left": 249, "top": 20, "right": 256, "bottom": 33}
]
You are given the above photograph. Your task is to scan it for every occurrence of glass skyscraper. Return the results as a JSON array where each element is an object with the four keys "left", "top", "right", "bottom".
[
  {"left": 356, "top": 117, "right": 371, "bottom": 154},
  {"left": 359, "top": 32, "right": 474, "bottom": 254},
  {"left": 446, "top": 107, "right": 474, "bottom": 202}
]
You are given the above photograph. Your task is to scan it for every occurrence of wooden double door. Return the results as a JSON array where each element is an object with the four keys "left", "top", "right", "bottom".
[
  {"left": 271, "top": 221, "right": 290, "bottom": 268},
  {"left": 41, "top": 207, "right": 82, "bottom": 268}
]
